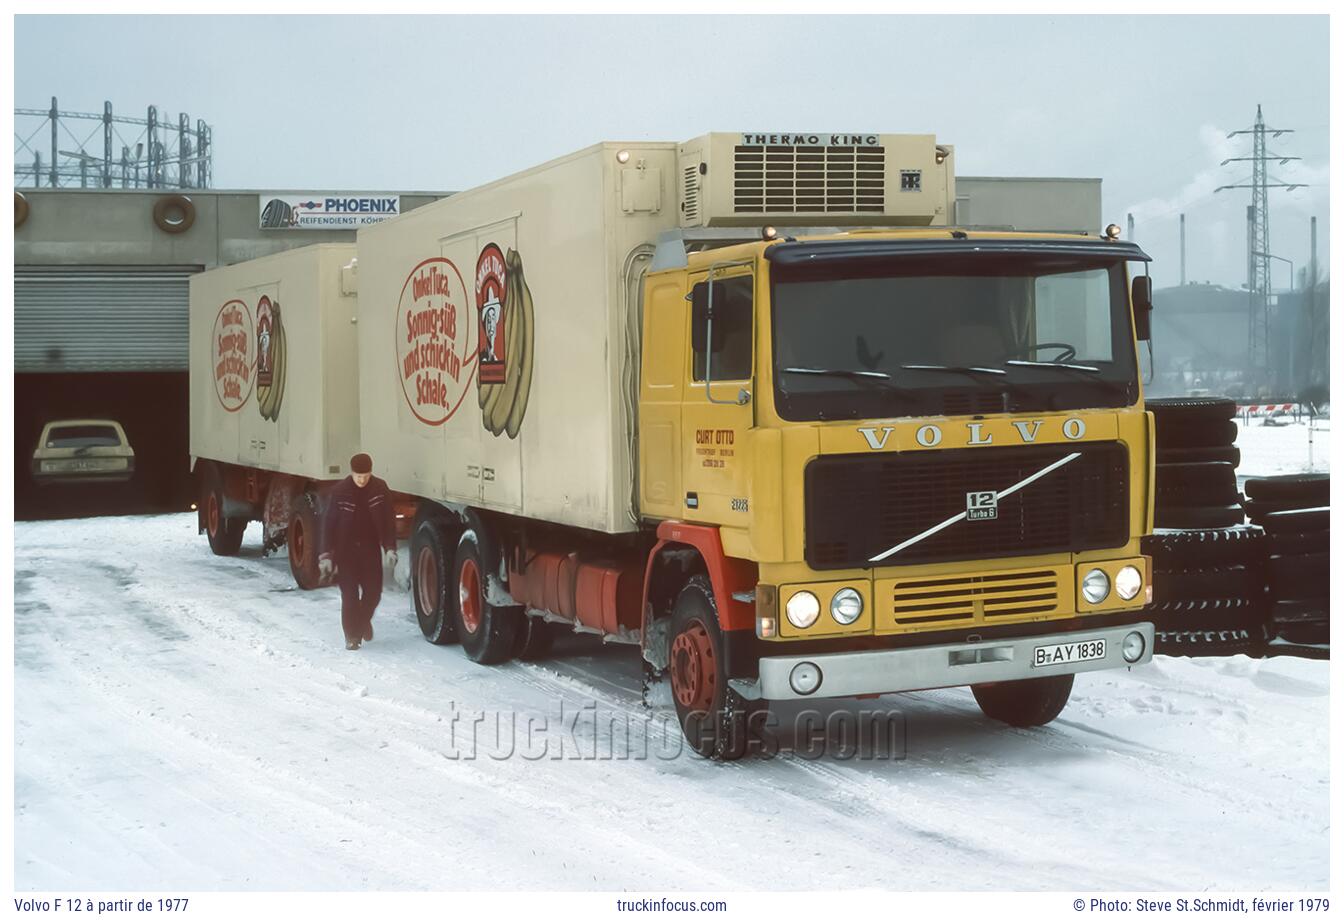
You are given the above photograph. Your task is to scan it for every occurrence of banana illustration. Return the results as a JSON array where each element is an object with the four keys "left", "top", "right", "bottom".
[
  {"left": 256, "top": 305, "right": 287, "bottom": 422},
  {"left": 268, "top": 313, "right": 287, "bottom": 420},
  {"left": 488, "top": 265, "right": 523, "bottom": 435},
  {"left": 503, "top": 250, "right": 535, "bottom": 439}
]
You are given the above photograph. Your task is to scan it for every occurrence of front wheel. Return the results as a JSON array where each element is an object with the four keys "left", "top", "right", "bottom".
[
  {"left": 668, "top": 575, "right": 764, "bottom": 760},
  {"left": 972, "top": 674, "right": 1074, "bottom": 727}
]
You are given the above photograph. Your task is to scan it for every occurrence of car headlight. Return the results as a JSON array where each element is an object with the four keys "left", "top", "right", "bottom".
[
  {"left": 1082, "top": 568, "right": 1110, "bottom": 604},
  {"left": 830, "top": 587, "right": 863, "bottom": 625},
  {"left": 785, "top": 590, "right": 820, "bottom": 629},
  {"left": 1115, "top": 565, "right": 1143, "bottom": 601}
]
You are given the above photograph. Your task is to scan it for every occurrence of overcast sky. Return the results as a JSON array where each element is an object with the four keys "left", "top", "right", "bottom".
[{"left": 14, "top": 14, "right": 1330, "bottom": 292}]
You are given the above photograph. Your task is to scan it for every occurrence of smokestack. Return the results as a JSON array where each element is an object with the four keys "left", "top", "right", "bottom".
[
  {"left": 1180, "top": 213, "right": 1186, "bottom": 286},
  {"left": 1310, "top": 215, "right": 1317, "bottom": 288},
  {"left": 1127, "top": 212, "right": 1134, "bottom": 241}
]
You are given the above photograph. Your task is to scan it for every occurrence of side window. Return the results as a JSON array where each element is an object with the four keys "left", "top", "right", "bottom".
[{"left": 690, "top": 274, "right": 753, "bottom": 382}]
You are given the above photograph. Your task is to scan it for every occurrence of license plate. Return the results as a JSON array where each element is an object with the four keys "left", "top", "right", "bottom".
[
  {"left": 1032, "top": 638, "right": 1107, "bottom": 668},
  {"left": 41, "top": 458, "right": 124, "bottom": 472}
]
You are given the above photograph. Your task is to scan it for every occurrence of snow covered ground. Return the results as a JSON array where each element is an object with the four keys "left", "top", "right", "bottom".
[{"left": 12, "top": 423, "right": 1331, "bottom": 891}]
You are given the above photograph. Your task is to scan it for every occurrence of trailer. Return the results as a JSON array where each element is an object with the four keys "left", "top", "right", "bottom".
[{"left": 191, "top": 132, "right": 1159, "bottom": 759}]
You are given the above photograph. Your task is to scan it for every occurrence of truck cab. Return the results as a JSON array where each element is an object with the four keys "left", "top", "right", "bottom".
[{"left": 638, "top": 226, "right": 1157, "bottom": 754}]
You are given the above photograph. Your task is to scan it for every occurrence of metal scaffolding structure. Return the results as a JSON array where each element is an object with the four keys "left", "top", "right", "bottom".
[
  {"left": 14, "top": 98, "right": 212, "bottom": 189},
  {"left": 1215, "top": 104, "right": 1305, "bottom": 380}
]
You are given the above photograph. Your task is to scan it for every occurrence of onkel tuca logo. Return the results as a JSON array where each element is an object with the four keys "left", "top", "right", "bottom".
[
  {"left": 396, "top": 257, "right": 478, "bottom": 426},
  {"left": 474, "top": 244, "right": 535, "bottom": 440},
  {"left": 212, "top": 299, "right": 254, "bottom": 412}
]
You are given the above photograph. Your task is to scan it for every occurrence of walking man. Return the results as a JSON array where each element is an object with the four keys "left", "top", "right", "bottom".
[{"left": 319, "top": 453, "right": 398, "bottom": 650}]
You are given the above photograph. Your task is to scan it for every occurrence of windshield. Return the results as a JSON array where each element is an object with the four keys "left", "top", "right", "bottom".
[{"left": 771, "top": 254, "right": 1138, "bottom": 420}]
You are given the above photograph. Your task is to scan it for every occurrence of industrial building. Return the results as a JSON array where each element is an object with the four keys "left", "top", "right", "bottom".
[{"left": 13, "top": 175, "right": 1101, "bottom": 520}]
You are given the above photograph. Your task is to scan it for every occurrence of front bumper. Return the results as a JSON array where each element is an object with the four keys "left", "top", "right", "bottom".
[{"left": 737, "top": 621, "right": 1154, "bottom": 701}]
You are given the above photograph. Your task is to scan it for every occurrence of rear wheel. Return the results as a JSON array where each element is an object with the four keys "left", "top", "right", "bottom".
[
  {"left": 668, "top": 575, "right": 763, "bottom": 760},
  {"left": 972, "top": 674, "right": 1074, "bottom": 727},
  {"left": 453, "top": 530, "right": 523, "bottom": 664},
  {"left": 201, "top": 463, "right": 245, "bottom": 556},
  {"left": 287, "top": 494, "right": 322, "bottom": 589},
  {"left": 411, "top": 517, "right": 456, "bottom": 645}
]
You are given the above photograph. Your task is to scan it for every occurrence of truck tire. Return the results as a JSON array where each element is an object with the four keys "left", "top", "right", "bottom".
[
  {"left": 1152, "top": 564, "right": 1256, "bottom": 607},
  {"left": 287, "top": 493, "right": 323, "bottom": 590},
  {"left": 669, "top": 575, "right": 763, "bottom": 760},
  {"left": 513, "top": 616, "right": 555, "bottom": 661},
  {"left": 411, "top": 517, "right": 456, "bottom": 645},
  {"left": 452, "top": 529, "right": 522, "bottom": 664},
  {"left": 1153, "top": 503, "right": 1244, "bottom": 530},
  {"left": 1156, "top": 445, "right": 1240, "bottom": 467},
  {"left": 1261, "top": 508, "right": 1329, "bottom": 535},
  {"left": 1143, "top": 524, "right": 1265, "bottom": 569},
  {"left": 1263, "top": 529, "right": 1329, "bottom": 556},
  {"left": 971, "top": 674, "right": 1074, "bottom": 728},
  {"left": 1266, "top": 552, "right": 1329, "bottom": 600},
  {"left": 1156, "top": 627, "right": 1262, "bottom": 657},
  {"left": 1154, "top": 419, "right": 1238, "bottom": 449},
  {"left": 1155, "top": 461, "right": 1238, "bottom": 507},
  {"left": 1146, "top": 397, "right": 1238, "bottom": 420},
  {"left": 1243, "top": 473, "right": 1330, "bottom": 504},
  {"left": 201, "top": 464, "right": 245, "bottom": 556}
]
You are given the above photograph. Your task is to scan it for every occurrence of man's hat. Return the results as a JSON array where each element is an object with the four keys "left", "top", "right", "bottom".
[{"left": 350, "top": 453, "right": 373, "bottom": 474}]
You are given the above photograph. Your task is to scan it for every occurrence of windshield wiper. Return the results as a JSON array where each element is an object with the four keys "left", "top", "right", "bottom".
[
  {"left": 783, "top": 366, "right": 891, "bottom": 381},
  {"left": 1005, "top": 359, "right": 1101, "bottom": 374},
  {"left": 899, "top": 364, "right": 1007, "bottom": 377}
]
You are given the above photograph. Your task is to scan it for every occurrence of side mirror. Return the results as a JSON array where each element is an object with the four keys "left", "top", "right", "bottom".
[{"left": 1131, "top": 275, "right": 1153, "bottom": 341}]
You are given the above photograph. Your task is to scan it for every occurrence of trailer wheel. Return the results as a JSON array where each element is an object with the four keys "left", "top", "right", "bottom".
[
  {"left": 1156, "top": 445, "right": 1241, "bottom": 467},
  {"left": 452, "top": 530, "right": 522, "bottom": 664},
  {"left": 971, "top": 674, "right": 1074, "bottom": 728},
  {"left": 411, "top": 518, "right": 456, "bottom": 645},
  {"left": 287, "top": 494, "right": 322, "bottom": 590},
  {"left": 201, "top": 464, "right": 245, "bottom": 556},
  {"left": 669, "top": 575, "right": 762, "bottom": 761}
]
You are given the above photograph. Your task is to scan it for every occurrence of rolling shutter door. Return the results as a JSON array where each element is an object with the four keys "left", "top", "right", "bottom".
[{"left": 15, "top": 267, "right": 197, "bottom": 373}]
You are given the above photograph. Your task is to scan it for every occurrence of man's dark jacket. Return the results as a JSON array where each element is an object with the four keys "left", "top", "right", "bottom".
[{"left": 320, "top": 475, "right": 396, "bottom": 566}]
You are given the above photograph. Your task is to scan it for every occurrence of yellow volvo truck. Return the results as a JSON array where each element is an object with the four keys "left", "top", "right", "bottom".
[{"left": 190, "top": 132, "right": 1157, "bottom": 760}]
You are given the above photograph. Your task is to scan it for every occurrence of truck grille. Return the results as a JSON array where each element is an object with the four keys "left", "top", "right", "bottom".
[
  {"left": 805, "top": 442, "right": 1129, "bottom": 570},
  {"left": 733, "top": 144, "right": 885, "bottom": 214},
  {"left": 886, "top": 568, "right": 1062, "bottom": 629}
]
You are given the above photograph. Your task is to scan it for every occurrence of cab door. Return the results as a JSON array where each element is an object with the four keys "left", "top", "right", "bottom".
[{"left": 680, "top": 265, "right": 755, "bottom": 525}]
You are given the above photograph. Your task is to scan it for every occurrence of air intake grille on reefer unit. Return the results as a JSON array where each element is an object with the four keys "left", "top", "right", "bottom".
[
  {"left": 732, "top": 143, "right": 886, "bottom": 214},
  {"left": 682, "top": 164, "right": 700, "bottom": 224}
]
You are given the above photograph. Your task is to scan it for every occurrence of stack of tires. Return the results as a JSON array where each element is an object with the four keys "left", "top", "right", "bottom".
[
  {"left": 1144, "top": 397, "right": 1266, "bottom": 656},
  {"left": 1150, "top": 397, "right": 1243, "bottom": 530},
  {"left": 1241, "top": 474, "right": 1330, "bottom": 654}
]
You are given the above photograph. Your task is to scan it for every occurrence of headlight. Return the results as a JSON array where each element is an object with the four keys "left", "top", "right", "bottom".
[
  {"left": 1115, "top": 565, "right": 1143, "bottom": 601},
  {"left": 785, "top": 590, "right": 820, "bottom": 629},
  {"left": 830, "top": 587, "right": 863, "bottom": 625},
  {"left": 1082, "top": 568, "right": 1110, "bottom": 604}
]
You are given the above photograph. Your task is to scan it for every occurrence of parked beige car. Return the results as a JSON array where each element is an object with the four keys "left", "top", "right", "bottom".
[{"left": 31, "top": 420, "right": 135, "bottom": 484}]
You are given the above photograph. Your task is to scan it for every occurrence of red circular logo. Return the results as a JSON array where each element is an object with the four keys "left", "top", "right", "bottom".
[
  {"left": 212, "top": 299, "right": 254, "bottom": 412},
  {"left": 395, "top": 257, "right": 478, "bottom": 425}
]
